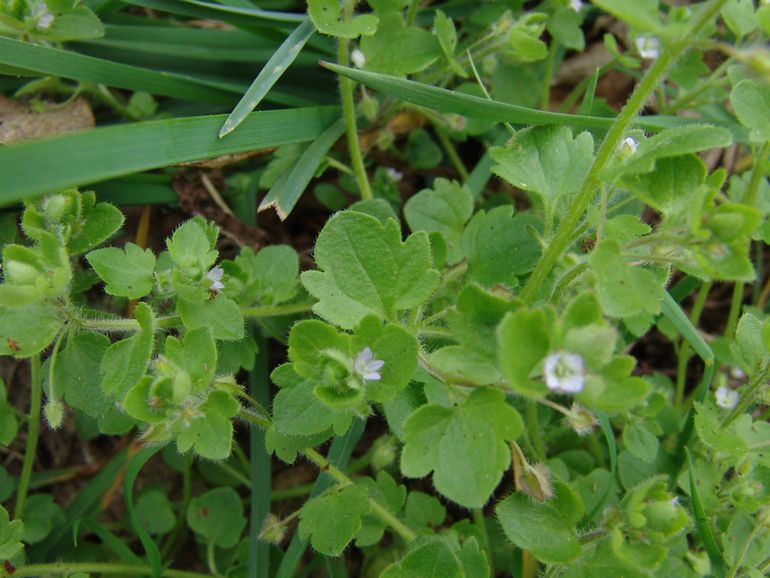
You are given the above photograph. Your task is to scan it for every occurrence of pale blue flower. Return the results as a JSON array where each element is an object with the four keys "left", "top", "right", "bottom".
[
  {"left": 715, "top": 386, "right": 739, "bottom": 409},
  {"left": 635, "top": 36, "right": 660, "bottom": 60},
  {"left": 354, "top": 347, "right": 384, "bottom": 381},
  {"left": 206, "top": 266, "right": 224, "bottom": 292},
  {"left": 544, "top": 352, "right": 585, "bottom": 394}
]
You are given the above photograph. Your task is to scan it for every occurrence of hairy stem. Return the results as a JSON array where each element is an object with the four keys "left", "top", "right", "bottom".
[
  {"left": 338, "top": 0, "right": 373, "bottom": 200},
  {"left": 14, "top": 353, "right": 41, "bottom": 519},
  {"left": 520, "top": 0, "right": 730, "bottom": 304}
]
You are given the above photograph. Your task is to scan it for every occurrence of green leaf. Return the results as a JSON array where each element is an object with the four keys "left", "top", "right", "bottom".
[
  {"left": 354, "top": 471, "right": 406, "bottom": 547},
  {"left": 431, "top": 284, "right": 521, "bottom": 386},
  {"left": 404, "top": 178, "right": 473, "bottom": 265},
  {"left": 589, "top": 240, "right": 664, "bottom": 318},
  {"left": 298, "top": 484, "right": 371, "bottom": 556},
  {"left": 352, "top": 316, "right": 419, "bottom": 403},
  {"left": 272, "top": 367, "right": 341, "bottom": 436},
  {"left": 220, "top": 18, "right": 316, "bottom": 137},
  {"left": 590, "top": 0, "right": 662, "bottom": 33},
  {"left": 731, "top": 312, "right": 769, "bottom": 375},
  {"left": 492, "top": 125, "right": 593, "bottom": 217},
  {"left": 56, "top": 332, "right": 114, "bottom": 420},
  {"left": 496, "top": 481, "right": 582, "bottom": 564},
  {"left": 693, "top": 401, "right": 748, "bottom": 455},
  {"left": 68, "top": 193, "right": 125, "bottom": 255},
  {"left": 497, "top": 306, "right": 552, "bottom": 397},
  {"left": 0, "top": 106, "right": 339, "bottom": 204},
  {"left": 462, "top": 206, "right": 541, "bottom": 289},
  {"left": 622, "top": 422, "right": 659, "bottom": 464},
  {"left": 230, "top": 244, "right": 299, "bottom": 306},
  {"left": 401, "top": 387, "right": 523, "bottom": 508},
  {"left": 164, "top": 327, "right": 217, "bottom": 391},
  {"left": 403, "top": 491, "right": 446, "bottom": 531},
  {"left": 301, "top": 211, "right": 440, "bottom": 329},
  {"left": 178, "top": 295, "right": 244, "bottom": 341},
  {"left": 381, "top": 538, "right": 465, "bottom": 578},
  {"left": 187, "top": 487, "right": 247, "bottom": 548},
  {"left": 723, "top": 512, "right": 770, "bottom": 570},
  {"left": 0, "top": 303, "right": 63, "bottom": 358},
  {"left": 404, "top": 129, "right": 443, "bottom": 169},
  {"left": 730, "top": 79, "right": 770, "bottom": 143},
  {"left": 86, "top": 243, "right": 156, "bottom": 299},
  {"left": 0, "top": 504, "right": 24, "bottom": 559},
  {"left": 175, "top": 390, "right": 240, "bottom": 459},
  {"left": 44, "top": 5, "right": 104, "bottom": 41},
  {"left": 308, "top": 0, "right": 378, "bottom": 38},
  {"left": 547, "top": 7, "right": 585, "bottom": 51},
  {"left": 361, "top": 13, "right": 440, "bottom": 74},
  {"left": 434, "top": 9, "right": 465, "bottom": 76},
  {"left": 135, "top": 490, "right": 176, "bottom": 536},
  {"left": 607, "top": 125, "right": 734, "bottom": 179},
  {"left": 22, "top": 494, "right": 64, "bottom": 545},
  {"left": 0, "top": 380, "right": 18, "bottom": 446},
  {"left": 721, "top": 0, "right": 758, "bottom": 38},
  {"left": 621, "top": 154, "right": 706, "bottom": 216},
  {"left": 101, "top": 302, "right": 154, "bottom": 399}
]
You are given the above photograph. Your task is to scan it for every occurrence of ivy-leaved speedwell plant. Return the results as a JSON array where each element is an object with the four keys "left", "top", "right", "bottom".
[{"left": 0, "top": 0, "right": 769, "bottom": 577}]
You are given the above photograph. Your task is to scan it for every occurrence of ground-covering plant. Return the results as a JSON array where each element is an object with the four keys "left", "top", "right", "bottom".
[{"left": 1, "top": 0, "right": 770, "bottom": 576}]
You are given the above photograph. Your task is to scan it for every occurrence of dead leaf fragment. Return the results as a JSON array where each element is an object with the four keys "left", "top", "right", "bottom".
[{"left": 0, "top": 96, "right": 94, "bottom": 144}]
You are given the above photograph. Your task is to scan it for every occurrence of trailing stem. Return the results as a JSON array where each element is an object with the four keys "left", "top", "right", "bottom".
[{"left": 520, "top": 0, "right": 732, "bottom": 304}]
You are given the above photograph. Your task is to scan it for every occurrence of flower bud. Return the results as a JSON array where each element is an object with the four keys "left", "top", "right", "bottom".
[
  {"left": 566, "top": 403, "right": 598, "bottom": 436},
  {"left": 259, "top": 513, "right": 287, "bottom": 544}
]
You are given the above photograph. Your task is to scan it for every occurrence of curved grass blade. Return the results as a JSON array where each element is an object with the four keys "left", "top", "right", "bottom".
[
  {"left": 221, "top": 18, "right": 315, "bottom": 137},
  {"left": 321, "top": 62, "right": 746, "bottom": 136},
  {"left": 686, "top": 448, "right": 727, "bottom": 578},
  {"left": 579, "top": 411, "right": 616, "bottom": 528},
  {"left": 0, "top": 106, "right": 339, "bottom": 204},
  {"left": 0, "top": 37, "right": 242, "bottom": 104},
  {"left": 662, "top": 291, "right": 716, "bottom": 468},
  {"left": 176, "top": 0, "right": 305, "bottom": 22},
  {"left": 258, "top": 118, "right": 345, "bottom": 219},
  {"left": 125, "top": 446, "right": 164, "bottom": 578},
  {"left": 577, "top": 68, "right": 600, "bottom": 116}
]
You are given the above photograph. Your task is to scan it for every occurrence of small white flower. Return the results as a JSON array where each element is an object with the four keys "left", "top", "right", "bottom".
[
  {"left": 621, "top": 136, "right": 638, "bottom": 154},
  {"left": 354, "top": 347, "right": 384, "bottom": 382},
  {"left": 351, "top": 48, "right": 366, "bottom": 69},
  {"left": 635, "top": 36, "right": 660, "bottom": 60},
  {"left": 729, "top": 367, "right": 746, "bottom": 380},
  {"left": 544, "top": 352, "right": 585, "bottom": 394},
  {"left": 206, "top": 266, "right": 225, "bottom": 292},
  {"left": 568, "top": 0, "right": 583, "bottom": 11},
  {"left": 715, "top": 386, "right": 739, "bottom": 409},
  {"left": 385, "top": 167, "right": 403, "bottom": 182},
  {"left": 33, "top": 2, "right": 54, "bottom": 29}
]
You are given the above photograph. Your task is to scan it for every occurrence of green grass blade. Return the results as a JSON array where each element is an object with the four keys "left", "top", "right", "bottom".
[
  {"left": 686, "top": 448, "right": 727, "bottom": 578},
  {"left": 124, "top": 446, "right": 164, "bottom": 578},
  {"left": 321, "top": 62, "right": 745, "bottom": 135},
  {"left": 577, "top": 68, "right": 600, "bottom": 116},
  {"left": 76, "top": 517, "right": 145, "bottom": 565},
  {"left": 0, "top": 106, "right": 339, "bottom": 204},
  {"left": 579, "top": 411, "right": 616, "bottom": 528},
  {"left": 220, "top": 18, "right": 315, "bottom": 137},
  {"left": 661, "top": 292, "right": 714, "bottom": 364},
  {"left": 176, "top": 0, "right": 305, "bottom": 22},
  {"left": 258, "top": 118, "right": 345, "bottom": 219},
  {"left": 274, "top": 420, "right": 366, "bottom": 578},
  {"left": 0, "top": 37, "right": 243, "bottom": 104}
]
